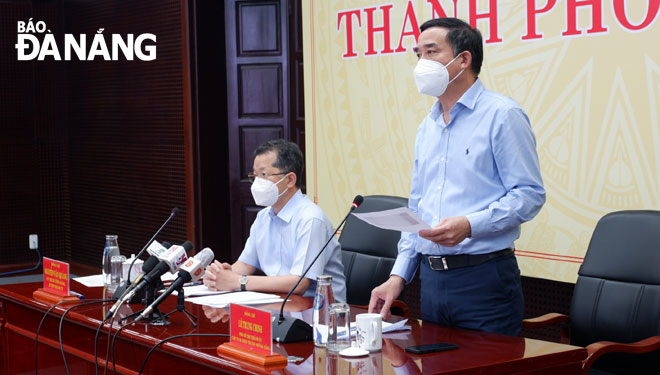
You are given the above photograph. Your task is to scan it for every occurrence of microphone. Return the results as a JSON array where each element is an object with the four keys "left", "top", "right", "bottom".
[
  {"left": 136, "top": 248, "right": 214, "bottom": 321},
  {"left": 146, "top": 239, "right": 172, "bottom": 257},
  {"left": 107, "top": 241, "right": 173, "bottom": 319},
  {"left": 107, "top": 241, "right": 175, "bottom": 319},
  {"left": 112, "top": 207, "right": 179, "bottom": 301},
  {"left": 272, "top": 195, "right": 364, "bottom": 343},
  {"left": 120, "top": 241, "right": 193, "bottom": 307},
  {"left": 105, "top": 255, "right": 161, "bottom": 320}
]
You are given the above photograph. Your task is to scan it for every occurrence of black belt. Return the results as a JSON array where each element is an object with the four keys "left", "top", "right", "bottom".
[{"left": 421, "top": 249, "right": 513, "bottom": 271}]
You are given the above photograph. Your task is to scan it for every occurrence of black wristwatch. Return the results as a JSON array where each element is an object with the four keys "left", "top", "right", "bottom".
[{"left": 240, "top": 275, "right": 248, "bottom": 291}]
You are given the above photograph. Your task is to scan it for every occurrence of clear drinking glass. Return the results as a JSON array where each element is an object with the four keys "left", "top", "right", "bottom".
[
  {"left": 313, "top": 275, "right": 334, "bottom": 347},
  {"left": 110, "top": 255, "right": 126, "bottom": 291},
  {"left": 327, "top": 302, "right": 351, "bottom": 352},
  {"left": 102, "top": 235, "right": 120, "bottom": 286}
]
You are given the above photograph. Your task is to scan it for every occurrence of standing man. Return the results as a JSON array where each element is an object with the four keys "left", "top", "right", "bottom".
[
  {"left": 368, "top": 18, "right": 545, "bottom": 335},
  {"left": 203, "top": 139, "right": 346, "bottom": 301}
]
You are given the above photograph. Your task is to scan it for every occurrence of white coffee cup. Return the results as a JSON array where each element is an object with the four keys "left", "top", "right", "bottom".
[
  {"left": 122, "top": 255, "right": 143, "bottom": 281},
  {"left": 356, "top": 313, "right": 382, "bottom": 352}
]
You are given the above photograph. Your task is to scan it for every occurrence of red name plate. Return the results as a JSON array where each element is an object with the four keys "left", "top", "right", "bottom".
[
  {"left": 229, "top": 304, "right": 272, "bottom": 356},
  {"left": 43, "top": 257, "right": 70, "bottom": 297}
]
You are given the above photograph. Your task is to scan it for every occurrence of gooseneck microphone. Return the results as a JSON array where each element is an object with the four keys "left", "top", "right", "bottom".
[
  {"left": 106, "top": 242, "right": 173, "bottom": 320},
  {"left": 272, "top": 195, "right": 364, "bottom": 343},
  {"left": 136, "top": 248, "right": 215, "bottom": 321},
  {"left": 118, "top": 241, "right": 193, "bottom": 309},
  {"left": 112, "top": 208, "right": 179, "bottom": 301}
]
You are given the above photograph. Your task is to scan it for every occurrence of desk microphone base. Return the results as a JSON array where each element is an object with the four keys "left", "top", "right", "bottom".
[{"left": 272, "top": 316, "right": 313, "bottom": 343}]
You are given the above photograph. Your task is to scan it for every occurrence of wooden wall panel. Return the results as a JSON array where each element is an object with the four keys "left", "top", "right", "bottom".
[
  {"left": 64, "top": 0, "right": 191, "bottom": 265},
  {"left": 239, "top": 126, "right": 284, "bottom": 179},
  {"left": 288, "top": 0, "right": 305, "bottom": 189},
  {"left": 237, "top": 1, "right": 281, "bottom": 56},
  {"left": 0, "top": 0, "right": 69, "bottom": 265},
  {"left": 189, "top": 0, "right": 231, "bottom": 257},
  {"left": 238, "top": 64, "right": 283, "bottom": 117}
]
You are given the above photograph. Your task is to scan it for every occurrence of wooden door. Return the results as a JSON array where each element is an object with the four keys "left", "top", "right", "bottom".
[{"left": 225, "top": 0, "right": 292, "bottom": 260}]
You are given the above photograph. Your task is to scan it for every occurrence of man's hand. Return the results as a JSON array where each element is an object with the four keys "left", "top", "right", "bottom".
[
  {"left": 382, "top": 338, "right": 408, "bottom": 367},
  {"left": 368, "top": 276, "right": 405, "bottom": 320},
  {"left": 203, "top": 260, "right": 237, "bottom": 291},
  {"left": 202, "top": 305, "right": 230, "bottom": 323},
  {"left": 418, "top": 216, "right": 471, "bottom": 246}
]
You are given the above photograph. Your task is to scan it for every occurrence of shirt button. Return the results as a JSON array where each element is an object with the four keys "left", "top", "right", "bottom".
[
  {"left": 434, "top": 216, "right": 438, "bottom": 220},
  {"left": 441, "top": 157, "right": 446, "bottom": 162},
  {"left": 444, "top": 128, "right": 448, "bottom": 133},
  {"left": 437, "top": 185, "right": 441, "bottom": 190},
  {"left": 434, "top": 245, "right": 438, "bottom": 248}
]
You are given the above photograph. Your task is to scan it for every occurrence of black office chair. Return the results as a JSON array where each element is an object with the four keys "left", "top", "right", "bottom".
[
  {"left": 523, "top": 210, "right": 660, "bottom": 374},
  {"left": 338, "top": 195, "right": 409, "bottom": 315}
]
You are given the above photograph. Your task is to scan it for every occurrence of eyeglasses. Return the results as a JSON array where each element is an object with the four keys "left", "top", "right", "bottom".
[{"left": 247, "top": 172, "right": 288, "bottom": 183}]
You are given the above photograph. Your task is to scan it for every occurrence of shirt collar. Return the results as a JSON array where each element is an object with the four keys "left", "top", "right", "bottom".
[
  {"left": 457, "top": 78, "right": 484, "bottom": 111},
  {"left": 268, "top": 189, "right": 303, "bottom": 223},
  {"left": 429, "top": 78, "right": 485, "bottom": 120}
]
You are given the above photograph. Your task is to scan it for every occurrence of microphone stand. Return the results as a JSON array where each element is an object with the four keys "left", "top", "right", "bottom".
[
  {"left": 113, "top": 208, "right": 179, "bottom": 302},
  {"left": 272, "top": 199, "right": 361, "bottom": 343},
  {"left": 120, "top": 279, "right": 170, "bottom": 326},
  {"left": 164, "top": 287, "right": 198, "bottom": 327}
]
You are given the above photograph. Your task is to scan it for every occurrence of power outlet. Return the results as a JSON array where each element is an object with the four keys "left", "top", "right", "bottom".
[{"left": 29, "top": 234, "right": 38, "bottom": 249}]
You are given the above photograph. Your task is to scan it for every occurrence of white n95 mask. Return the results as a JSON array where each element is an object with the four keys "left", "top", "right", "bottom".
[
  {"left": 250, "top": 174, "right": 289, "bottom": 207},
  {"left": 413, "top": 54, "right": 464, "bottom": 97}
]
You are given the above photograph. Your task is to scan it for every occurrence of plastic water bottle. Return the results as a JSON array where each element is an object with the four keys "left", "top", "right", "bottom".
[
  {"left": 102, "top": 235, "right": 120, "bottom": 286},
  {"left": 313, "top": 275, "right": 334, "bottom": 347}
]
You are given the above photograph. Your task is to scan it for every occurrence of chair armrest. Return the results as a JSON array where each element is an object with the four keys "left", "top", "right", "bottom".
[
  {"left": 582, "top": 336, "right": 660, "bottom": 373},
  {"left": 389, "top": 300, "right": 409, "bottom": 318},
  {"left": 522, "top": 313, "right": 569, "bottom": 329},
  {"left": 522, "top": 313, "right": 570, "bottom": 344}
]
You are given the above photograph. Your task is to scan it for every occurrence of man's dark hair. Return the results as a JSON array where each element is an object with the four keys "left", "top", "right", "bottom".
[
  {"left": 420, "top": 18, "right": 483, "bottom": 76},
  {"left": 253, "top": 139, "right": 304, "bottom": 188}
]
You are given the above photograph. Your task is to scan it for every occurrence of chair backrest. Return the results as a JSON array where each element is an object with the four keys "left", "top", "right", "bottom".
[
  {"left": 338, "top": 195, "right": 408, "bottom": 306},
  {"left": 570, "top": 210, "right": 660, "bottom": 348}
]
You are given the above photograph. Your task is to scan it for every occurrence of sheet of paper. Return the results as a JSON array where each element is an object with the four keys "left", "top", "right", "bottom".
[
  {"left": 161, "top": 271, "right": 176, "bottom": 281},
  {"left": 74, "top": 270, "right": 175, "bottom": 288},
  {"left": 351, "top": 207, "right": 430, "bottom": 233},
  {"left": 349, "top": 319, "right": 411, "bottom": 337},
  {"left": 189, "top": 297, "right": 284, "bottom": 308},
  {"left": 186, "top": 291, "right": 282, "bottom": 308},
  {"left": 172, "top": 284, "right": 230, "bottom": 297},
  {"left": 72, "top": 274, "right": 105, "bottom": 287}
]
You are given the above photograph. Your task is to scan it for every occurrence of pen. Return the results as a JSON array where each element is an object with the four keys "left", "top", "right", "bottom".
[
  {"left": 183, "top": 281, "right": 203, "bottom": 287},
  {"left": 70, "top": 291, "right": 85, "bottom": 300}
]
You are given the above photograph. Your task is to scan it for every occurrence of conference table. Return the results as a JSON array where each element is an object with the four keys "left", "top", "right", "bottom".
[{"left": 0, "top": 280, "right": 587, "bottom": 374}]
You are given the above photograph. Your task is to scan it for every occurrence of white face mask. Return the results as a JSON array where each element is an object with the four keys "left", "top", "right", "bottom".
[
  {"left": 250, "top": 174, "right": 289, "bottom": 207},
  {"left": 413, "top": 54, "right": 464, "bottom": 97}
]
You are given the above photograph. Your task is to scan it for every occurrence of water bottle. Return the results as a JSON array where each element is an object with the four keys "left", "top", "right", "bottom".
[
  {"left": 313, "top": 275, "right": 334, "bottom": 347},
  {"left": 102, "top": 235, "right": 120, "bottom": 286}
]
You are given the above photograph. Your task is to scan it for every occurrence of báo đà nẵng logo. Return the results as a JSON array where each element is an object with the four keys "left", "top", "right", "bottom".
[{"left": 15, "top": 18, "right": 156, "bottom": 61}]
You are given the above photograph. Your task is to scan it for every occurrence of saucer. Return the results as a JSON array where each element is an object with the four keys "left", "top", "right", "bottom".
[{"left": 339, "top": 346, "right": 369, "bottom": 357}]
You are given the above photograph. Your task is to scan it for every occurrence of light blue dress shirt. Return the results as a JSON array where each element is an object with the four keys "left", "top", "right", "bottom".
[
  {"left": 391, "top": 79, "right": 546, "bottom": 283},
  {"left": 238, "top": 189, "right": 347, "bottom": 301}
]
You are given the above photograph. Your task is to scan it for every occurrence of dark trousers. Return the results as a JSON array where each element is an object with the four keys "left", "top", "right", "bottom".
[{"left": 419, "top": 253, "right": 524, "bottom": 336}]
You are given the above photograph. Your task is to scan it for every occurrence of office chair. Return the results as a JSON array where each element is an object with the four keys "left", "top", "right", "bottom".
[
  {"left": 523, "top": 210, "right": 660, "bottom": 374},
  {"left": 338, "top": 195, "right": 409, "bottom": 316}
]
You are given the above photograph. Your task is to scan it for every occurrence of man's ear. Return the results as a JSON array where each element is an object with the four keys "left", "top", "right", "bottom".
[
  {"left": 460, "top": 51, "right": 472, "bottom": 71},
  {"left": 286, "top": 172, "right": 297, "bottom": 188}
]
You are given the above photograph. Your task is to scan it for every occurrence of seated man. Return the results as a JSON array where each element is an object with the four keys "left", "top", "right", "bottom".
[{"left": 203, "top": 139, "right": 346, "bottom": 301}]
